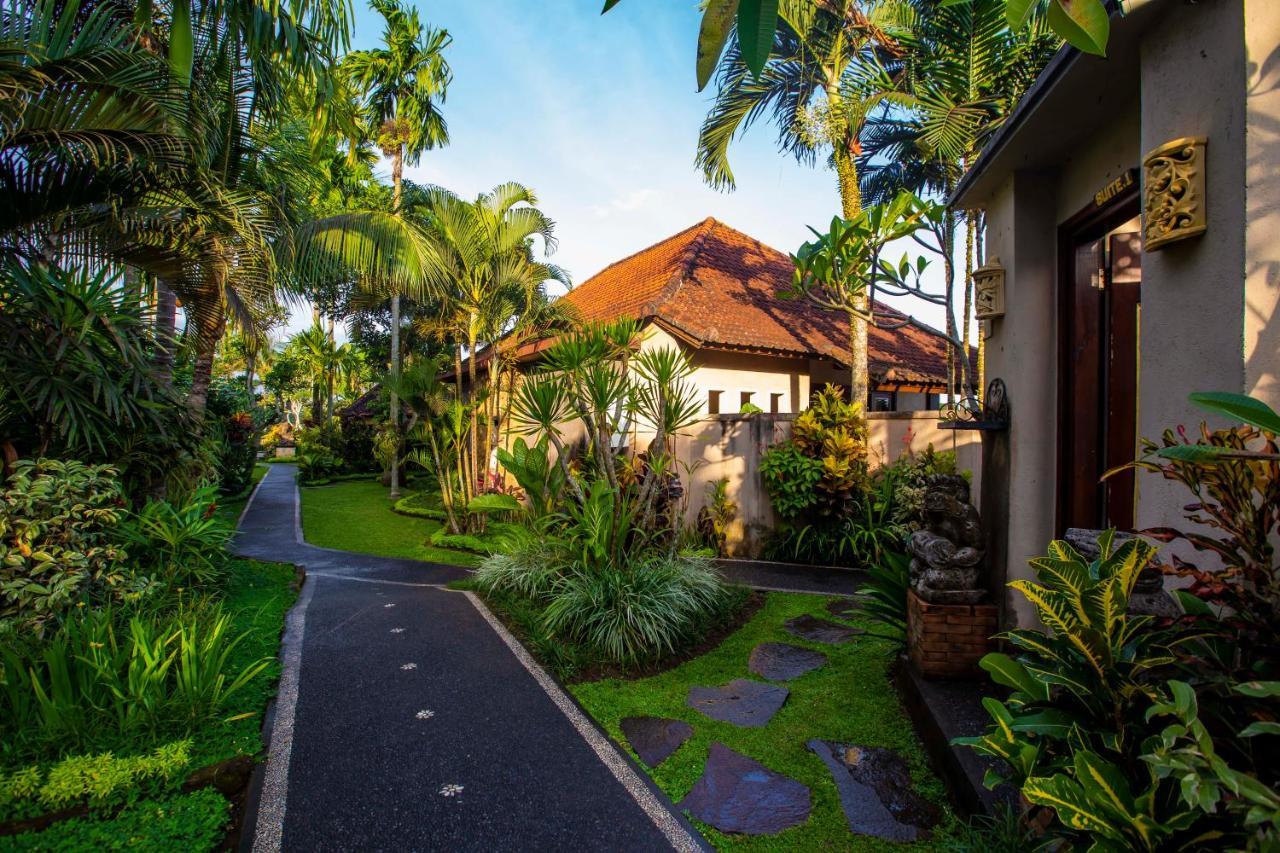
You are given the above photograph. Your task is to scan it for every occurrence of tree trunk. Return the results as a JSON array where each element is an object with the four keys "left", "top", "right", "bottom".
[
  {"left": 154, "top": 280, "right": 178, "bottom": 388},
  {"left": 832, "top": 142, "right": 868, "bottom": 408},
  {"left": 389, "top": 143, "right": 404, "bottom": 499},
  {"left": 188, "top": 311, "right": 226, "bottom": 418},
  {"left": 467, "top": 318, "right": 479, "bottom": 496}
]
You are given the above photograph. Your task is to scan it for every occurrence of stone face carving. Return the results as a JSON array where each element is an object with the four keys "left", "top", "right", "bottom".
[
  {"left": 1143, "top": 137, "right": 1207, "bottom": 251},
  {"left": 908, "top": 474, "right": 986, "bottom": 604}
]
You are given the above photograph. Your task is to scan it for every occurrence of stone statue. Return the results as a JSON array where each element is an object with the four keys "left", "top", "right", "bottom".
[{"left": 908, "top": 474, "right": 986, "bottom": 604}]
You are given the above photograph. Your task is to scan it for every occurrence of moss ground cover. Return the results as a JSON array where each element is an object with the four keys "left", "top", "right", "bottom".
[
  {"left": 571, "top": 592, "right": 959, "bottom": 851},
  {"left": 1, "top": 558, "right": 296, "bottom": 849},
  {"left": 298, "top": 479, "right": 482, "bottom": 567}
]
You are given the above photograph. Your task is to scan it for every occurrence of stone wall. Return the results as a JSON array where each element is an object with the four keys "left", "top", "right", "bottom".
[{"left": 667, "top": 412, "right": 982, "bottom": 559}]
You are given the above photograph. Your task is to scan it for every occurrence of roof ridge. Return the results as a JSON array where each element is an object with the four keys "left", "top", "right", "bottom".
[
  {"left": 568, "top": 218, "right": 714, "bottom": 304},
  {"left": 644, "top": 217, "right": 718, "bottom": 318}
]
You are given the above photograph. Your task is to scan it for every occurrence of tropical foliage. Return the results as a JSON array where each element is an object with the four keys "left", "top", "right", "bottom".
[
  {"left": 962, "top": 393, "right": 1280, "bottom": 850},
  {"left": 472, "top": 320, "right": 741, "bottom": 668}
]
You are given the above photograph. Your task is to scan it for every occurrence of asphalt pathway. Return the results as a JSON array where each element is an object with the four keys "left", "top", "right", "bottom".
[{"left": 234, "top": 465, "right": 705, "bottom": 852}]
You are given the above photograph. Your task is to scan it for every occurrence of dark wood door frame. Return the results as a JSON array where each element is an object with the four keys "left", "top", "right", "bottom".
[{"left": 1055, "top": 185, "right": 1141, "bottom": 534}]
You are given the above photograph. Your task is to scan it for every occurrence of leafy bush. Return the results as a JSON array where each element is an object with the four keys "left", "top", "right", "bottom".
[
  {"left": 297, "top": 450, "right": 342, "bottom": 485},
  {"left": 962, "top": 529, "right": 1279, "bottom": 849},
  {"left": 881, "top": 445, "right": 960, "bottom": 531},
  {"left": 0, "top": 459, "right": 130, "bottom": 631},
  {"left": 856, "top": 550, "right": 910, "bottom": 641},
  {"left": 259, "top": 421, "right": 294, "bottom": 451},
  {"left": 541, "top": 552, "right": 734, "bottom": 665},
  {"left": 1, "top": 741, "right": 191, "bottom": 812},
  {"left": 495, "top": 437, "right": 565, "bottom": 521},
  {"left": 119, "top": 485, "right": 232, "bottom": 587},
  {"left": 0, "top": 605, "right": 270, "bottom": 758},
  {"left": 697, "top": 477, "right": 736, "bottom": 557},
  {"left": 759, "top": 442, "right": 823, "bottom": 519}
]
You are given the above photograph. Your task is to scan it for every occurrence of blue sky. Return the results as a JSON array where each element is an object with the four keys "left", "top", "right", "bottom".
[{"left": 290, "top": 0, "right": 948, "bottom": 335}]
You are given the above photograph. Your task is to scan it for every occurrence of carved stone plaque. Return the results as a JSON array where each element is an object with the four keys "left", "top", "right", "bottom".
[{"left": 1143, "top": 137, "right": 1207, "bottom": 251}]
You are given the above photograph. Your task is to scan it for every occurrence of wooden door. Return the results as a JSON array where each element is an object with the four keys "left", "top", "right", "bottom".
[
  {"left": 1103, "top": 231, "right": 1141, "bottom": 529},
  {"left": 1057, "top": 203, "right": 1141, "bottom": 532}
]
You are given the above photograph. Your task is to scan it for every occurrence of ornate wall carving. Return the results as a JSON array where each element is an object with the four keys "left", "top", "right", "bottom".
[{"left": 1142, "top": 137, "right": 1207, "bottom": 250}]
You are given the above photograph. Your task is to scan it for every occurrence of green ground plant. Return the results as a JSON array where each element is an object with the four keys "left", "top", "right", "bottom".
[{"left": 962, "top": 392, "right": 1280, "bottom": 850}]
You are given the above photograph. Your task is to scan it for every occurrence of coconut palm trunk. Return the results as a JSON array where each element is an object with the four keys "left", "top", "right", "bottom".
[
  {"left": 154, "top": 280, "right": 178, "bottom": 387},
  {"left": 389, "top": 142, "right": 404, "bottom": 499}
]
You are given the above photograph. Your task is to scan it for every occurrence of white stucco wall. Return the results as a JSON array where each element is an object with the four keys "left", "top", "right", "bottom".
[{"left": 965, "top": 0, "right": 1280, "bottom": 625}]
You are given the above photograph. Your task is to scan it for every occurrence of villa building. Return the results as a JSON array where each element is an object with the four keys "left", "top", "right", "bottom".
[
  {"left": 951, "top": 0, "right": 1280, "bottom": 625},
  {"left": 510, "top": 217, "right": 958, "bottom": 413}
]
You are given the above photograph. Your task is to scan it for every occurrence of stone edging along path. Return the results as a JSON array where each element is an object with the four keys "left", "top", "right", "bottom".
[{"left": 233, "top": 465, "right": 708, "bottom": 852}]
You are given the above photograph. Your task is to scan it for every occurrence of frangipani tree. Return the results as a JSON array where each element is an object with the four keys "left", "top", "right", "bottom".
[{"left": 785, "top": 190, "right": 974, "bottom": 398}]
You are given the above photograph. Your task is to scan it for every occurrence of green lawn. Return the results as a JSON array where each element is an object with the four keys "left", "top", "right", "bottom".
[
  {"left": 571, "top": 593, "right": 959, "bottom": 851},
  {"left": 299, "top": 478, "right": 482, "bottom": 567}
]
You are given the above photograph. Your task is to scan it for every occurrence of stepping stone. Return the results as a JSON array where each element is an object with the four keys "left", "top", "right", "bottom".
[
  {"left": 784, "top": 614, "right": 865, "bottom": 644},
  {"left": 806, "top": 740, "right": 941, "bottom": 843},
  {"left": 826, "top": 598, "right": 863, "bottom": 621},
  {"left": 748, "top": 643, "right": 827, "bottom": 681},
  {"left": 620, "top": 716, "right": 694, "bottom": 768},
  {"left": 688, "top": 679, "right": 788, "bottom": 728},
  {"left": 678, "top": 742, "right": 811, "bottom": 835}
]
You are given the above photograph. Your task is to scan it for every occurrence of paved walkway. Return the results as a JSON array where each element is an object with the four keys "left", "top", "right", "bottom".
[{"left": 234, "top": 465, "right": 706, "bottom": 852}]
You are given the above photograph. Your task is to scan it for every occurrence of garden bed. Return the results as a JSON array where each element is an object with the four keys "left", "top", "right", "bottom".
[{"left": 0, "top": 558, "right": 298, "bottom": 850}]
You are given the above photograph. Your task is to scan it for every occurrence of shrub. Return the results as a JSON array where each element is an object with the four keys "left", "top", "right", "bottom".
[
  {"left": 259, "top": 422, "right": 293, "bottom": 451},
  {"left": 0, "top": 741, "right": 192, "bottom": 812},
  {"left": 882, "top": 445, "right": 960, "bottom": 531},
  {"left": 759, "top": 442, "right": 823, "bottom": 519},
  {"left": 297, "top": 451, "right": 341, "bottom": 485},
  {"left": 119, "top": 485, "right": 232, "bottom": 587},
  {"left": 0, "top": 459, "right": 129, "bottom": 631},
  {"left": 473, "top": 531, "right": 563, "bottom": 601},
  {"left": 541, "top": 553, "right": 734, "bottom": 665},
  {"left": 0, "top": 606, "right": 270, "bottom": 759},
  {"left": 697, "top": 478, "right": 736, "bottom": 557}
]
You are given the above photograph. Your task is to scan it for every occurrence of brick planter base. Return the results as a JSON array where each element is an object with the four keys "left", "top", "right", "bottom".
[{"left": 907, "top": 590, "right": 998, "bottom": 679}]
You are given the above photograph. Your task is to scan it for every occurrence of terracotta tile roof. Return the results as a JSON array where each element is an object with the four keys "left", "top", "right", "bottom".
[{"left": 557, "top": 217, "right": 959, "bottom": 386}]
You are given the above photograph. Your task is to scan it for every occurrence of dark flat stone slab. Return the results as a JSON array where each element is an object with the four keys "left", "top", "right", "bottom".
[
  {"left": 620, "top": 716, "right": 694, "bottom": 768},
  {"left": 784, "top": 614, "right": 865, "bottom": 644},
  {"left": 807, "top": 740, "right": 940, "bottom": 842},
  {"left": 678, "top": 742, "right": 811, "bottom": 836},
  {"left": 747, "top": 643, "right": 827, "bottom": 681},
  {"left": 826, "top": 598, "right": 863, "bottom": 620},
  {"left": 688, "top": 679, "right": 788, "bottom": 728}
]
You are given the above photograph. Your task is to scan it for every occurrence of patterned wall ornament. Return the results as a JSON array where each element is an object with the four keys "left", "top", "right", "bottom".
[
  {"left": 1142, "top": 137, "right": 1207, "bottom": 251},
  {"left": 972, "top": 257, "right": 1005, "bottom": 324}
]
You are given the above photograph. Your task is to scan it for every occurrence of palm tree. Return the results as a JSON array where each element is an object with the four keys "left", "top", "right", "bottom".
[
  {"left": 341, "top": 0, "right": 451, "bottom": 498},
  {"left": 858, "top": 0, "right": 1056, "bottom": 396},
  {"left": 421, "top": 182, "right": 567, "bottom": 511},
  {"left": 696, "top": 0, "right": 909, "bottom": 404}
]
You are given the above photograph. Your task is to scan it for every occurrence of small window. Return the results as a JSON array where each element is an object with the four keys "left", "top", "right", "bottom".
[
  {"left": 870, "top": 391, "right": 895, "bottom": 412},
  {"left": 769, "top": 392, "right": 784, "bottom": 414},
  {"left": 739, "top": 391, "right": 754, "bottom": 412},
  {"left": 708, "top": 390, "right": 722, "bottom": 415}
]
